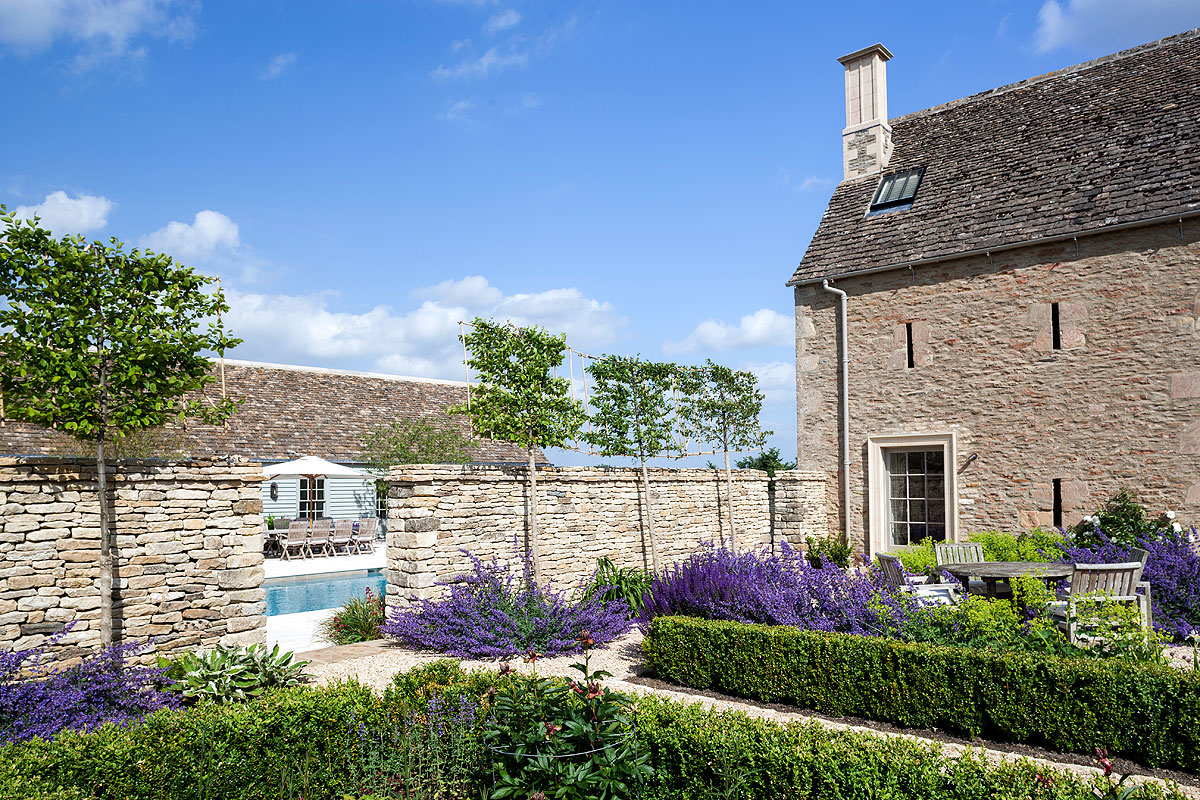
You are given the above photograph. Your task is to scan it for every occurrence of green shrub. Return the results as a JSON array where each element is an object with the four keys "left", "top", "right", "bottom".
[
  {"left": 158, "top": 643, "right": 308, "bottom": 704},
  {"left": 1071, "top": 489, "right": 1176, "bottom": 548},
  {"left": 970, "top": 528, "right": 1065, "bottom": 562},
  {"left": 1, "top": 665, "right": 1191, "bottom": 800},
  {"left": 642, "top": 616, "right": 1200, "bottom": 772},
  {"left": 634, "top": 697, "right": 1186, "bottom": 800},
  {"left": 319, "top": 588, "right": 386, "bottom": 646},
  {"left": 805, "top": 534, "right": 852, "bottom": 569},
  {"left": 583, "top": 556, "right": 654, "bottom": 616},
  {"left": 896, "top": 530, "right": 1065, "bottom": 574},
  {"left": 0, "top": 683, "right": 381, "bottom": 800}
]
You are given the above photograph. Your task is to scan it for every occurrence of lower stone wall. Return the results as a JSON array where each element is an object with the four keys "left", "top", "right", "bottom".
[
  {"left": 0, "top": 458, "right": 266, "bottom": 659},
  {"left": 386, "top": 466, "right": 826, "bottom": 603}
]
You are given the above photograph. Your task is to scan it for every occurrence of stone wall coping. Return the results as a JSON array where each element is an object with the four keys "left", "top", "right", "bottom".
[
  {"left": 0, "top": 457, "right": 265, "bottom": 483},
  {"left": 385, "top": 465, "right": 824, "bottom": 484}
]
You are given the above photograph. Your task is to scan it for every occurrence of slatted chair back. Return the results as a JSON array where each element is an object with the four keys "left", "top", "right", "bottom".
[
  {"left": 876, "top": 553, "right": 907, "bottom": 588},
  {"left": 357, "top": 517, "right": 378, "bottom": 538},
  {"left": 285, "top": 520, "right": 309, "bottom": 544},
  {"left": 1070, "top": 562, "right": 1142, "bottom": 598},
  {"left": 332, "top": 519, "right": 354, "bottom": 538},
  {"left": 1128, "top": 548, "right": 1148, "bottom": 580},
  {"left": 934, "top": 542, "right": 985, "bottom": 567},
  {"left": 308, "top": 520, "right": 331, "bottom": 542}
]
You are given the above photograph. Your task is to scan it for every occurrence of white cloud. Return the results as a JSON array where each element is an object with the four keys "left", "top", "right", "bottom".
[
  {"left": 261, "top": 52, "right": 297, "bottom": 80},
  {"left": 483, "top": 9, "right": 520, "bottom": 36},
  {"left": 1035, "top": 0, "right": 1199, "bottom": 52},
  {"left": 220, "top": 278, "right": 626, "bottom": 379},
  {"left": 0, "top": 0, "right": 196, "bottom": 65},
  {"left": 664, "top": 309, "right": 793, "bottom": 354},
  {"left": 141, "top": 210, "right": 240, "bottom": 264},
  {"left": 741, "top": 360, "right": 795, "bottom": 409},
  {"left": 12, "top": 191, "right": 113, "bottom": 234},
  {"left": 412, "top": 275, "right": 503, "bottom": 307},
  {"left": 778, "top": 168, "right": 832, "bottom": 193},
  {"left": 431, "top": 46, "right": 529, "bottom": 80},
  {"left": 505, "top": 92, "right": 542, "bottom": 114},
  {"left": 438, "top": 99, "right": 476, "bottom": 122}
]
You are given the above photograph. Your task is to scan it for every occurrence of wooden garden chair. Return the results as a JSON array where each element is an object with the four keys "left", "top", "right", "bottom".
[
  {"left": 1049, "top": 561, "right": 1152, "bottom": 644},
  {"left": 933, "top": 541, "right": 1004, "bottom": 596},
  {"left": 307, "top": 520, "right": 333, "bottom": 558},
  {"left": 330, "top": 520, "right": 355, "bottom": 555},
  {"left": 877, "top": 552, "right": 960, "bottom": 605},
  {"left": 353, "top": 517, "right": 378, "bottom": 554},
  {"left": 280, "top": 521, "right": 309, "bottom": 561}
]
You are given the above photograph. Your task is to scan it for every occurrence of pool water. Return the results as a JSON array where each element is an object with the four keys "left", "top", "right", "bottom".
[{"left": 265, "top": 569, "right": 386, "bottom": 616}]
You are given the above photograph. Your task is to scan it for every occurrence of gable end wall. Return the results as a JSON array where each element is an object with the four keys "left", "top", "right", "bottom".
[{"left": 795, "top": 219, "right": 1200, "bottom": 553}]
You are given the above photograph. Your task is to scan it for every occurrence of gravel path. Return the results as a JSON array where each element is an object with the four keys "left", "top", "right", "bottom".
[{"left": 305, "top": 632, "right": 1199, "bottom": 798}]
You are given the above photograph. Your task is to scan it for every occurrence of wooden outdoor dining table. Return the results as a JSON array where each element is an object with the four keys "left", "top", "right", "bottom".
[{"left": 939, "top": 561, "right": 1074, "bottom": 599}]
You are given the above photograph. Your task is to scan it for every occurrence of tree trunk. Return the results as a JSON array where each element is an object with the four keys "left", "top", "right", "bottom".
[
  {"left": 640, "top": 457, "right": 659, "bottom": 573},
  {"left": 96, "top": 438, "right": 113, "bottom": 647},
  {"left": 724, "top": 448, "right": 737, "bottom": 553},
  {"left": 527, "top": 445, "right": 541, "bottom": 586}
]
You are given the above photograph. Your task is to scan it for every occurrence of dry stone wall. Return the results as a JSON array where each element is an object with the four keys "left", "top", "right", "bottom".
[
  {"left": 0, "top": 458, "right": 266, "bottom": 659},
  {"left": 385, "top": 465, "right": 826, "bottom": 603}
]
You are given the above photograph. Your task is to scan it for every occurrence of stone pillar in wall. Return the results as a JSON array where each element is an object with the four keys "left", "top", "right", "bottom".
[
  {"left": 385, "top": 477, "right": 441, "bottom": 606},
  {"left": 771, "top": 471, "right": 829, "bottom": 551}
]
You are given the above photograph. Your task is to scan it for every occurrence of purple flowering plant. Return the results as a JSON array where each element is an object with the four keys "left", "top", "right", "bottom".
[
  {"left": 0, "top": 628, "right": 178, "bottom": 744},
  {"left": 1062, "top": 527, "right": 1200, "bottom": 640},
  {"left": 639, "top": 542, "right": 899, "bottom": 635},
  {"left": 382, "top": 548, "right": 633, "bottom": 659}
]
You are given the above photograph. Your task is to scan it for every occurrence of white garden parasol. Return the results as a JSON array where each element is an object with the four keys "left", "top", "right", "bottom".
[{"left": 262, "top": 456, "right": 367, "bottom": 526}]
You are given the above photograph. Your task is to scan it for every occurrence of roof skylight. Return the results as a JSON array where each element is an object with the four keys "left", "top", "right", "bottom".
[{"left": 869, "top": 167, "right": 925, "bottom": 213}]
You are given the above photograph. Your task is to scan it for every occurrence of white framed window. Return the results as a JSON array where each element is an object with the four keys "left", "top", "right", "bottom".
[
  {"left": 867, "top": 432, "right": 958, "bottom": 556},
  {"left": 299, "top": 477, "right": 325, "bottom": 518}
]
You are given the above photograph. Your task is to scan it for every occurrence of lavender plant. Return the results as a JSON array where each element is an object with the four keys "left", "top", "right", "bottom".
[
  {"left": 0, "top": 633, "right": 178, "bottom": 744},
  {"left": 1062, "top": 528, "right": 1200, "bottom": 640},
  {"left": 639, "top": 542, "right": 895, "bottom": 634},
  {"left": 382, "top": 549, "right": 633, "bottom": 659}
]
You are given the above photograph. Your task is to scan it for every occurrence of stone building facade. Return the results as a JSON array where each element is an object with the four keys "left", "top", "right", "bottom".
[
  {"left": 0, "top": 458, "right": 265, "bottom": 657},
  {"left": 790, "top": 32, "right": 1200, "bottom": 556},
  {"left": 385, "top": 466, "right": 826, "bottom": 602}
]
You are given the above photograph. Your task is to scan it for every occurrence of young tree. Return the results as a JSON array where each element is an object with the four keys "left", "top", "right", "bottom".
[
  {"left": 679, "top": 360, "right": 769, "bottom": 553},
  {"left": 584, "top": 355, "right": 676, "bottom": 573},
  {"left": 0, "top": 209, "right": 239, "bottom": 646},
  {"left": 359, "top": 417, "right": 474, "bottom": 471},
  {"left": 451, "top": 318, "right": 585, "bottom": 583}
]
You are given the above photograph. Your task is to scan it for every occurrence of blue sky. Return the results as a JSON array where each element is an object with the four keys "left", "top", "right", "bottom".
[{"left": 2, "top": 0, "right": 1198, "bottom": 466}]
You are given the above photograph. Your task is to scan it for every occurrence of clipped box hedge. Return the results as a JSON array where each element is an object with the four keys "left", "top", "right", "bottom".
[
  {"left": 0, "top": 661, "right": 1192, "bottom": 800},
  {"left": 642, "top": 615, "right": 1200, "bottom": 772}
]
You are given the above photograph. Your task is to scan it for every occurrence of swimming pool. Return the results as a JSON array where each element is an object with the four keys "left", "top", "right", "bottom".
[{"left": 265, "top": 568, "right": 386, "bottom": 616}]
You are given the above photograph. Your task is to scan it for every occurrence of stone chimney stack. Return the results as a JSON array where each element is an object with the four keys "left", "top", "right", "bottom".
[{"left": 838, "top": 43, "right": 894, "bottom": 181}]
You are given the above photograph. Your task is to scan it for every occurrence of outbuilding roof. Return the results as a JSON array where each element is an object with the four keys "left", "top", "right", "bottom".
[
  {"left": 0, "top": 359, "right": 547, "bottom": 466},
  {"left": 789, "top": 28, "right": 1200, "bottom": 285}
]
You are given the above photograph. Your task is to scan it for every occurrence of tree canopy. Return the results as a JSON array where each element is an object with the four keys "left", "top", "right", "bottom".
[{"left": 359, "top": 417, "right": 474, "bottom": 471}]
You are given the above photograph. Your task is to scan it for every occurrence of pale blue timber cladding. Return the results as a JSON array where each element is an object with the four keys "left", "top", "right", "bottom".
[
  {"left": 326, "top": 477, "right": 375, "bottom": 519},
  {"left": 262, "top": 477, "right": 299, "bottom": 519}
]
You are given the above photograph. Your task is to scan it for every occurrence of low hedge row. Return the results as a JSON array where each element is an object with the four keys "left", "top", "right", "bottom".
[
  {"left": 0, "top": 661, "right": 1191, "bottom": 800},
  {"left": 642, "top": 615, "right": 1200, "bottom": 772}
]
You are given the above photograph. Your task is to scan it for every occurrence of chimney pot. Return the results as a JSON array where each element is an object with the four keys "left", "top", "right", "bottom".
[{"left": 838, "top": 43, "right": 894, "bottom": 181}]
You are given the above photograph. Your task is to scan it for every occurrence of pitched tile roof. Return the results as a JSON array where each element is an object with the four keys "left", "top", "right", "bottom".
[
  {"left": 0, "top": 359, "right": 547, "bottom": 465},
  {"left": 789, "top": 28, "right": 1200, "bottom": 285}
]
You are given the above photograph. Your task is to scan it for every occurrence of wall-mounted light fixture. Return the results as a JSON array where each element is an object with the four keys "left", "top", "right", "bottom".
[
  {"left": 269, "top": 482, "right": 279, "bottom": 501},
  {"left": 964, "top": 453, "right": 979, "bottom": 465}
]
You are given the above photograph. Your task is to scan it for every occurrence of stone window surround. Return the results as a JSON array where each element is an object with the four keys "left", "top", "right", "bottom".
[{"left": 866, "top": 432, "right": 959, "bottom": 556}]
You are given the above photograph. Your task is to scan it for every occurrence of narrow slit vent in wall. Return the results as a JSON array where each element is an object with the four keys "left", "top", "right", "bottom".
[
  {"left": 905, "top": 322, "right": 915, "bottom": 369},
  {"left": 1052, "top": 478, "right": 1063, "bottom": 529},
  {"left": 1051, "top": 302, "right": 1061, "bottom": 350}
]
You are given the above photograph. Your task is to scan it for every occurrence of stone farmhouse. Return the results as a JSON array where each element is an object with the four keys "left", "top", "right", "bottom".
[
  {"left": 791, "top": 30, "right": 1200, "bottom": 557},
  {"left": 1, "top": 359, "right": 543, "bottom": 523}
]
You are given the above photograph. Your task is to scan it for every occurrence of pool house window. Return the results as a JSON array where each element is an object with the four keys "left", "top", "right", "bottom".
[
  {"left": 867, "top": 433, "right": 958, "bottom": 555},
  {"left": 299, "top": 477, "right": 325, "bottom": 518}
]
